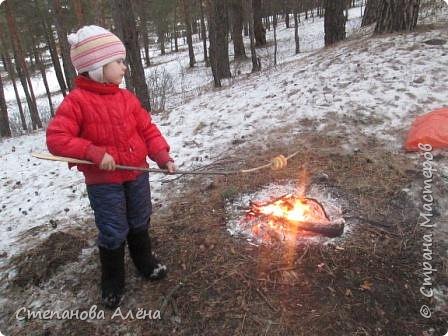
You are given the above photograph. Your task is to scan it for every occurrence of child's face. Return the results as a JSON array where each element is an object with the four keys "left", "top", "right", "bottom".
[{"left": 103, "top": 59, "right": 127, "bottom": 85}]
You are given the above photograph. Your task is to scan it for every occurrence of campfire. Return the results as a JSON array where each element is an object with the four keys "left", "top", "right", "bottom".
[
  {"left": 226, "top": 182, "right": 345, "bottom": 245},
  {"left": 247, "top": 194, "right": 343, "bottom": 242}
]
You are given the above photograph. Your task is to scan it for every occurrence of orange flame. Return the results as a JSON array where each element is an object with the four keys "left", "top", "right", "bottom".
[{"left": 247, "top": 194, "right": 329, "bottom": 243}]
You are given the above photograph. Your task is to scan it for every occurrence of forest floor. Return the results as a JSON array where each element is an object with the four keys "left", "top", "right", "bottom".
[{"left": 2, "top": 118, "right": 448, "bottom": 336}]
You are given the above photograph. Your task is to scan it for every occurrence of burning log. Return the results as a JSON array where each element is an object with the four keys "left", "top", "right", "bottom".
[
  {"left": 252, "top": 215, "right": 344, "bottom": 238},
  {"left": 245, "top": 194, "right": 344, "bottom": 241}
]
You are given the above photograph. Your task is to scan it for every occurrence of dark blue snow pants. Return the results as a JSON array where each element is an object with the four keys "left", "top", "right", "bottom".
[{"left": 86, "top": 172, "right": 152, "bottom": 250}]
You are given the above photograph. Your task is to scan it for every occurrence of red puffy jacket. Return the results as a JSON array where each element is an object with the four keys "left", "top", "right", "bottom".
[{"left": 46, "top": 75, "right": 171, "bottom": 185}]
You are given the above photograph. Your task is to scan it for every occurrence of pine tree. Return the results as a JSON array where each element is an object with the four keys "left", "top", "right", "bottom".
[
  {"left": 182, "top": 0, "right": 196, "bottom": 67},
  {"left": 111, "top": 0, "right": 152, "bottom": 111},
  {"left": 51, "top": 0, "right": 77, "bottom": 90},
  {"left": 324, "top": 0, "right": 346, "bottom": 46},
  {"left": 229, "top": 0, "right": 247, "bottom": 59},
  {"left": 0, "top": 59, "right": 11, "bottom": 137},
  {"left": 5, "top": 0, "right": 42, "bottom": 130},
  {"left": 362, "top": 0, "right": 381, "bottom": 27},
  {"left": 375, "top": 0, "right": 420, "bottom": 33},
  {"left": 207, "top": 0, "right": 231, "bottom": 87}
]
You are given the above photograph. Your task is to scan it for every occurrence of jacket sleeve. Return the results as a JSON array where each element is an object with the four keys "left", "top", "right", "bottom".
[
  {"left": 46, "top": 96, "right": 106, "bottom": 165},
  {"left": 130, "top": 93, "right": 172, "bottom": 167}
]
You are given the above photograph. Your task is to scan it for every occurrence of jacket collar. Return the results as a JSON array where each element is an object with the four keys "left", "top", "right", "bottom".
[{"left": 74, "top": 75, "right": 120, "bottom": 95}]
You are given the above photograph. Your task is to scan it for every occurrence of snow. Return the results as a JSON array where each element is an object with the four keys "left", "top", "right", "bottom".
[{"left": 0, "top": 1, "right": 447, "bottom": 303}]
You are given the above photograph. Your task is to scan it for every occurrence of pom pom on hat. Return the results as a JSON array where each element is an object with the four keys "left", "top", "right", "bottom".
[{"left": 68, "top": 25, "right": 126, "bottom": 74}]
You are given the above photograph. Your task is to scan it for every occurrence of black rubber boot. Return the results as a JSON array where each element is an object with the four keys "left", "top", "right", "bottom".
[
  {"left": 99, "top": 244, "right": 125, "bottom": 309},
  {"left": 127, "top": 230, "right": 167, "bottom": 281}
]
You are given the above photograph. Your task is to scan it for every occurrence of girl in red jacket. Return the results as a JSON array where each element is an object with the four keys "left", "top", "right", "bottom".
[{"left": 46, "top": 25, "right": 175, "bottom": 309}]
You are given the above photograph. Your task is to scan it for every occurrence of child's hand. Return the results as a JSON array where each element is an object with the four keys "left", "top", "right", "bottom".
[
  {"left": 165, "top": 161, "right": 176, "bottom": 174},
  {"left": 100, "top": 153, "right": 116, "bottom": 170}
]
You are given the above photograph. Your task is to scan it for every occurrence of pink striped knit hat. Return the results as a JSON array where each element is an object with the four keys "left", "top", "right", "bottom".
[{"left": 68, "top": 25, "right": 126, "bottom": 75}]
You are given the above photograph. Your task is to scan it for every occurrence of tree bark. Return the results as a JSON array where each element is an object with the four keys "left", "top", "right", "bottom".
[
  {"left": 5, "top": 0, "right": 42, "bottom": 130},
  {"left": 182, "top": 0, "right": 196, "bottom": 67},
  {"left": 199, "top": 0, "right": 209, "bottom": 66},
  {"left": 207, "top": 0, "right": 231, "bottom": 86},
  {"left": 273, "top": 13, "right": 278, "bottom": 66},
  {"left": 245, "top": 0, "right": 260, "bottom": 72},
  {"left": 252, "top": 0, "right": 266, "bottom": 46},
  {"left": 324, "top": 0, "right": 346, "bottom": 46},
  {"left": 174, "top": 2, "right": 179, "bottom": 52},
  {"left": 284, "top": 0, "right": 290, "bottom": 28},
  {"left": 110, "top": 0, "right": 134, "bottom": 92},
  {"left": 294, "top": 7, "right": 300, "bottom": 54},
  {"left": 375, "top": 0, "right": 420, "bottom": 33},
  {"left": 361, "top": 0, "right": 381, "bottom": 27},
  {"left": 38, "top": 1, "right": 68, "bottom": 97},
  {"left": 51, "top": 0, "right": 77, "bottom": 90},
  {"left": 138, "top": 0, "right": 151, "bottom": 66},
  {"left": 1, "top": 52, "right": 27, "bottom": 131},
  {"left": 112, "top": 0, "right": 151, "bottom": 111},
  {"left": 31, "top": 33, "right": 55, "bottom": 117},
  {"left": 229, "top": 0, "right": 247, "bottom": 59},
  {"left": 0, "top": 23, "right": 27, "bottom": 132},
  {"left": 0, "top": 58, "right": 11, "bottom": 137},
  {"left": 72, "top": 0, "right": 86, "bottom": 27}
]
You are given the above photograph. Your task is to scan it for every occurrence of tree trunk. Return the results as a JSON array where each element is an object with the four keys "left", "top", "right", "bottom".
[
  {"left": 110, "top": 1, "right": 134, "bottom": 92},
  {"left": 174, "top": 3, "right": 179, "bottom": 52},
  {"left": 1, "top": 52, "right": 27, "bottom": 131},
  {"left": 324, "top": 0, "right": 346, "bottom": 46},
  {"left": 72, "top": 0, "right": 86, "bottom": 27},
  {"left": 158, "top": 28, "right": 166, "bottom": 55},
  {"left": 284, "top": 0, "right": 290, "bottom": 28},
  {"left": 0, "top": 24, "right": 27, "bottom": 131},
  {"left": 38, "top": 3, "right": 68, "bottom": 97},
  {"left": 182, "top": 0, "right": 196, "bottom": 67},
  {"left": 141, "top": 21, "right": 151, "bottom": 66},
  {"left": 362, "top": 0, "right": 381, "bottom": 26},
  {"left": 112, "top": 0, "right": 151, "bottom": 111},
  {"left": 207, "top": 11, "right": 221, "bottom": 87},
  {"left": 192, "top": 15, "right": 199, "bottom": 35},
  {"left": 229, "top": 0, "right": 247, "bottom": 59},
  {"left": 199, "top": 0, "right": 209, "bottom": 66},
  {"left": 51, "top": 0, "right": 77, "bottom": 90},
  {"left": 375, "top": 0, "right": 420, "bottom": 33},
  {"left": 139, "top": 0, "right": 151, "bottom": 66},
  {"left": 94, "top": 0, "right": 107, "bottom": 27},
  {"left": 273, "top": 13, "right": 278, "bottom": 66},
  {"left": 252, "top": 0, "right": 266, "bottom": 46},
  {"left": 207, "top": 0, "right": 231, "bottom": 86},
  {"left": 0, "top": 58, "right": 11, "bottom": 137},
  {"left": 294, "top": 8, "right": 300, "bottom": 54},
  {"left": 243, "top": 23, "right": 249, "bottom": 36},
  {"left": 245, "top": 0, "right": 260, "bottom": 72},
  {"left": 31, "top": 33, "right": 55, "bottom": 117},
  {"left": 5, "top": 1, "right": 42, "bottom": 130}
]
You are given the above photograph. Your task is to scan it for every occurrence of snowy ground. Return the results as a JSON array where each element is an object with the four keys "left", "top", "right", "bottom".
[{"left": 1, "top": 3, "right": 448, "bottom": 333}]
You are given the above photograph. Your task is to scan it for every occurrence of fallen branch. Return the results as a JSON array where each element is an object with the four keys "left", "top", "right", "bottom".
[{"left": 159, "top": 282, "right": 184, "bottom": 317}]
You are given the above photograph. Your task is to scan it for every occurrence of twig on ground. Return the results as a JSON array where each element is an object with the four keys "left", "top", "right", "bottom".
[{"left": 159, "top": 282, "right": 184, "bottom": 317}]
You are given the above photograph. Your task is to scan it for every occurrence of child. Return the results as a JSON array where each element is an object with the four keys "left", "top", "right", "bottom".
[{"left": 46, "top": 25, "right": 175, "bottom": 309}]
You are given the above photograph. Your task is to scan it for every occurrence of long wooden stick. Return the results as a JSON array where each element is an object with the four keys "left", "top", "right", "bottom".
[
  {"left": 32, "top": 150, "right": 301, "bottom": 176},
  {"left": 31, "top": 152, "right": 231, "bottom": 175}
]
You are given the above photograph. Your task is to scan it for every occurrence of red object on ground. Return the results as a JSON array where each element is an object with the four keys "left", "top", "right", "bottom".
[{"left": 405, "top": 108, "right": 448, "bottom": 151}]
